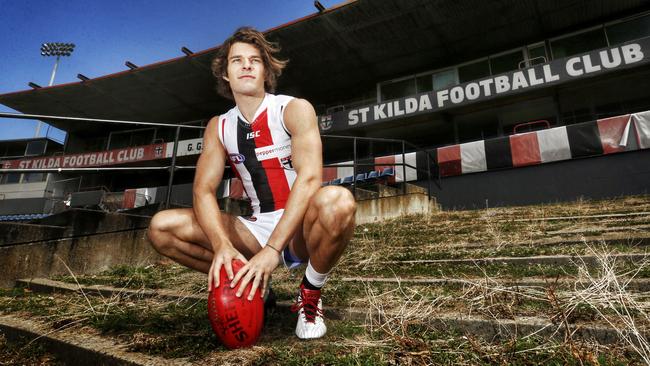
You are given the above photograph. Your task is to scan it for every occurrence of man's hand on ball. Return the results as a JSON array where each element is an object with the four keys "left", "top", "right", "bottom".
[
  {"left": 208, "top": 243, "right": 247, "bottom": 290},
  {"left": 231, "top": 245, "right": 281, "bottom": 301}
]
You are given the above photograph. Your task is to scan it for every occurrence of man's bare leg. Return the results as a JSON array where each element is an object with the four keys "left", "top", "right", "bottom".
[
  {"left": 146, "top": 208, "right": 262, "bottom": 273},
  {"left": 288, "top": 186, "right": 356, "bottom": 339},
  {"left": 290, "top": 186, "right": 356, "bottom": 272}
]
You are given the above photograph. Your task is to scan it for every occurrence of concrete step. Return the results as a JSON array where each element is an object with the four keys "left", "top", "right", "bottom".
[
  {"left": 15, "top": 278, "right": 345, "bottom": 320},
  {"left": 374, "top": 252, "right": 649, "bottom": 266},
  {"left": 0, "top": 314, "right": 191, "bottom": 366},
  {"left": 0, "top": 228, "right": 161, "bottom": 288},
  {"left": 0, "top": 221, "right": 68, "bottom": 247},
  {"left": 340, "top": 276, "right": 650, "bottom": 292},
  {"left": 414, "top": 232, "right": 650, "bottom": 251},
  {"left": 13, "top": 278, "right": 639, "bottom": 347}
]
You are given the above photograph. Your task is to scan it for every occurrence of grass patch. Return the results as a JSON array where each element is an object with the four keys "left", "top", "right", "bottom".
[
  {"left": 52, "top": 263, "right": 196, "bottom": 290},
  {"left": 0, "top": 334, "right": 65, "bottom": 366},
  {"left": 3, "top": 194, "right": 650, "bottom": 363}
]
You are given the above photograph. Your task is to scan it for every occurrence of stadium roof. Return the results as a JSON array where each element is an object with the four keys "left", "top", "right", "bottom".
[{"left": 1, "top": 0, "right": 648, "bottom": 136}]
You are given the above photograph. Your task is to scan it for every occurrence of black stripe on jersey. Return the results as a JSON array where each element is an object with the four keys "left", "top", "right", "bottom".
[{"left": 236, "top": 117, "right": 275, "bottom": 213}]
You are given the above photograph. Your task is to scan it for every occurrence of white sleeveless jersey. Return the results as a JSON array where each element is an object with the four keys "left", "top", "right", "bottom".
[{"left": 217, "top": 93, "right": 297, "bottom": 216}]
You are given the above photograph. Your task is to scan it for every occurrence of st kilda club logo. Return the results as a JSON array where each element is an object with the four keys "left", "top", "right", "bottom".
[
  {"left": 319, "top": 115, "right": 333, "bottom": 131},
  {"left": 281, "top": 155, "right": 294, "bottom": 170},
  {"left": 229, "top": 153, "right": 245, "bottom": 165}
]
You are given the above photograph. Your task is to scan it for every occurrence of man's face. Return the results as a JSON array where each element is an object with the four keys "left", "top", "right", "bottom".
[{"left": 225, "top": 42, "right": 266, "bottom": 97}]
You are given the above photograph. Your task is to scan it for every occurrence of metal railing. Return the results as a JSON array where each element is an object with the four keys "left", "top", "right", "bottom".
[
  {"left": 0, "top": 112, "right": 437, "bottom": 213},
  {"left": 321, "top": 135, "right": 438, "bottom": 199},
  {"left": 513, "top": 119, "right": 551, "bottom": 134},
  {"left": 0, "top": 112, "right": 201, "bottom": 209}
]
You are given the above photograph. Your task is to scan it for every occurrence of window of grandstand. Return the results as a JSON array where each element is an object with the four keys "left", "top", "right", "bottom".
[
  {"left": 526, "top": 43, "right": 548, "bottom": 67},
  {"left": 432, "top": 69, "right": 457, "bottom": 90},
  {"left": 489, "top": 49, "right": 524, "bottom": 75},
  {"left": 458, "top": 59, "right": 490, "bottom": 84},
  {"left": 606, "top": 13, "right": 650, "bottom": 45},
  {"left": 1, "top": 174, "right": 21, "bottom": 185},
  {"left": 108, "top": 128, "right": 155, "bottom": 149},
  {"left": 65, "top": 135, "right": 107, "bottom": 154},
  {"left": 380, "top": 77, "right": 417, "bottom": 101},
  {"left": 416, "top": 74, "right": 433, "bottom": 93},
  {"left": 550, "top": 28, "right": 608, "bottom": 59},
  {"left": 25, "top": 140, "right": 47, "bottom": 156},
  {"left": 1, "top": 145, "right": 25, "bottom": 159},
  {"left": 23, "top": 173, "right": 45, "bottom": 183}
]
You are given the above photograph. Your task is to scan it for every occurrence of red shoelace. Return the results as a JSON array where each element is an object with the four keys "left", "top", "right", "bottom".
[{"left": 290, "top": 285, "right": 323, "bottom": 323}]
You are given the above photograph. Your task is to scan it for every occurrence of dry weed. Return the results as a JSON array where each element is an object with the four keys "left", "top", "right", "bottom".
[
  {"left": 565, "top": 241, "right": 650, "bottom": 364},
  {"left": 363, "top": 278, "right": 451, "bottom": 339}
]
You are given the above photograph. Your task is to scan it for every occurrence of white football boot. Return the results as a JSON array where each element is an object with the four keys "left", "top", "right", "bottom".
[{"left": 291, "top": 283, "right": 327, "bottom": 339}]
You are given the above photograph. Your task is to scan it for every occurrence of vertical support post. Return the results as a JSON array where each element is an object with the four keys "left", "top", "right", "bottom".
[
  {"left": 426, "top": 150, "right": 432, "bottom": 199},
  {"left": 352, "top": 138, "right": 357, "bottom": 198},
  {"left": 48, "top": 55, "right": 60, "bottom": 87},
  {"left": 165, "top": 126, "right": 181, "bottom": 209},
  {"left": 36, "top": 55, "right": 61, "bottom": 138},
  {"left": 401, "top": 141, "right": 406, "bottom": 195}
]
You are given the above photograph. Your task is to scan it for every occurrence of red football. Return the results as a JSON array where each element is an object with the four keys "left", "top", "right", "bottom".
[{"left": 207, "top": 259, "right": 264, "bottom": 349}]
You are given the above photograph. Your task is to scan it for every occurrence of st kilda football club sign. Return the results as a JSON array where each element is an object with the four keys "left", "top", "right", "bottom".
[
  {"left": 319, "top": 37, "right": 650, "bottom": 132},
  {"left": 1, "top": 144, "right": 167, "bottom": 169}
]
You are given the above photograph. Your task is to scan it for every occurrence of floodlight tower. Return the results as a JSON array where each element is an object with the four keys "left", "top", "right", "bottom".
[
  {"left": 37, "top": 42, "right": 75, "bottom": 137},
  {"left": 41, "top": 42, "right": 75, "bottom": 86}
]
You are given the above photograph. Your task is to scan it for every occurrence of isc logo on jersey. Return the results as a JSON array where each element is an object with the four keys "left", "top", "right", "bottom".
[{"left": 246, "top": 131, "right": 260, "bottom": 139}]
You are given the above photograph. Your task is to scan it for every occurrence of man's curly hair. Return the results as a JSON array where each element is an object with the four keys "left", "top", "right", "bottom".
[{"left": 211, "top": 27, "right": 288, "bottom": 100}]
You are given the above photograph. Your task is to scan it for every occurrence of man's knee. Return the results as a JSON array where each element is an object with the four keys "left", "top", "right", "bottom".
[
  {"left": 313, "top": 186, "right": 356, "bottom": 237},
  {"left": 147, "top": 210, "right": 175, "bottom": 254}
]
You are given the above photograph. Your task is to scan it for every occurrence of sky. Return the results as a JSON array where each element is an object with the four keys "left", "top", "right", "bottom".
[{"left": 0, "top": 0, "right": 331, "bottom": 142}]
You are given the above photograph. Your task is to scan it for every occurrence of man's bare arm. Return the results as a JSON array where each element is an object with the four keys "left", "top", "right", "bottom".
[
  {"left": 265, "top": 98, "right": 322, "bottom": 251},
  {"left": 194, "top": 116, "right": 246, "bottom": 288}
]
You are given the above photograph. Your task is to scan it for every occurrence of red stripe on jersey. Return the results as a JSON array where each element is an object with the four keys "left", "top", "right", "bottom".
[{"left": 253, "top": 109, "right": 291, "bottom": 210}]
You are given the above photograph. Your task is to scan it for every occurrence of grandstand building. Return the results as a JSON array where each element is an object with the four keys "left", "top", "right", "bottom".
[{"left": 1, "top": 0, "right": 649, "bottom": 215}]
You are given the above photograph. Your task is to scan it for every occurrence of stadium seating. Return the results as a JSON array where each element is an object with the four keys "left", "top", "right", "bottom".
[
  {"left": 0, "top": 213, "right": 50, "bottom": 222},
  {"left": 341, "top": 176, "right": 354, "bottom": 185},
  {"left": 325, "top": 167, "right": 398, "bottom": 188},
  {"left": 380, "top": 167, "right": 395, "bottom": 177},
  {"left": 365, "top": 170, "right": 379, "bottom": 182}
]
